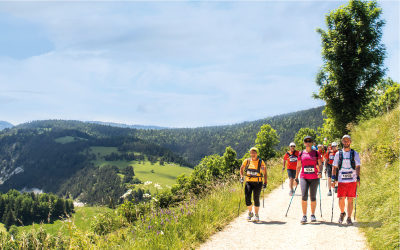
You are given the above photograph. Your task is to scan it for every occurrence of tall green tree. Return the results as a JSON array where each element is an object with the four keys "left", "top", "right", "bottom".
[
  {"left": 255, "top": 124, "right": 279, "bottom": 161},
  {"left": 222, "top": 146, "right": 240, "bottom": 173},
  {"left": 294, "top": 128, "right": 318, "bottom": 150},
  {"left": 314, "top": 0, "right": 386, "bottom": 134}
]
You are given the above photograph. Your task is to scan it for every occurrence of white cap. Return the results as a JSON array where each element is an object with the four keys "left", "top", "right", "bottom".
[
  {"left": 289, "top": 142, "right": 296, "bottom": 147},
  {"left": 332, "top": 142, "right": 338, "bottom": 147},
  {"left": 342, "top": 135, "right": 351, "bottom": 140}
]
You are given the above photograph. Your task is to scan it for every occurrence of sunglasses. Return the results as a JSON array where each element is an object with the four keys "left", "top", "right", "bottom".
[
  {"left": 290, "top": 146, "right": 296, "bottom": 147},
  {"left": 304, "top": 140, "right": 312, "bottom": 143}
]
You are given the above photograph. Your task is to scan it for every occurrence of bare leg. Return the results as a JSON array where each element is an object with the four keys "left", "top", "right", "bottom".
[
  {"left": 302, "top": 200, "right": 307, "bottom": 216},
  {"left": 247, "top": 206, "right": 253, "bottom": 213},
  {"left": 328, "top": 178, "right": 332, "bottom": 191},
  {"left": 311, "top": 201, "right": 316, "bottom": 215},
  {"left": 347, "top": 198, "right": 354, "bottom": 217},
  {"left": 289, "top": 178, "right": 294, "bottom": 190},
  {"left": 339, "top": 197, "right": 345, "bottom": 213}
]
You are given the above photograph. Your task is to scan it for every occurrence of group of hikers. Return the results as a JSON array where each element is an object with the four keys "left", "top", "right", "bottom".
[{"left": 240, "top": 134, "right": 360, "bottom": 225}]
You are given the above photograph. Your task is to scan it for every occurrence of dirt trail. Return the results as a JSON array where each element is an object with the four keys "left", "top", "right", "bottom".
[{"left": 199, "top": 177, "right": 367, "bottom": 250}]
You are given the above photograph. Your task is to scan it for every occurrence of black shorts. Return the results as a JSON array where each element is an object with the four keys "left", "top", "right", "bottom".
[
  {"left": 287, "top": 169, "right": 296, "bottom": 179},
  {"left": 244, "top": 182, "right": 263, "bottom": 207},
  {"left": 326, "top": 164, "right": 332, "bottom": 178}
]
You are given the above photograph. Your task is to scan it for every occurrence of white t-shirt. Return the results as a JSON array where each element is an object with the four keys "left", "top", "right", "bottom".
[{"left": 332, "top": 149, "right": 361, "bottom": 183}]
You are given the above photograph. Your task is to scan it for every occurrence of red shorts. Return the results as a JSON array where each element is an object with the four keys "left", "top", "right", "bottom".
[{"left": 337, "top": 182, "right": 357, "bottom": 198}]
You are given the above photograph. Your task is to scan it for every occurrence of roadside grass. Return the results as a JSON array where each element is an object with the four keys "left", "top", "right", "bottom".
[
  {"left": 16, "top": 206, "right": 114, "bottom": 236},
  {"left": 351, "top": 106, "right": 399, "bottom": 249}
]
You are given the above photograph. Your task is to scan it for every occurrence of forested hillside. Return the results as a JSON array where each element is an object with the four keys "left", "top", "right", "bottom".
[
  {"left": 0, "top": 121, "right": 13, "bottom": 131},
  {"left": 135, "top": 106, "right": 324, "bottom": 163}
]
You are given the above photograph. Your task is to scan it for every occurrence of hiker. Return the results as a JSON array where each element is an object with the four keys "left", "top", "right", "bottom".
[
  {"left": 331, "top": 135, "right": 361, "bottom": 225},
  {"left": 295, "top": 136, "right": 322, "bottom": 224},
  {"left": 240, "top": 147, "right": 267, "bottom": 222},
  {"left": 312, "top": 142, "right": 318, "bottom": 151},
  {"left": 282, "top": 142, "right": 299, "bottom": 196},
  {"left": 324, "top": 142, "right": 338, "bottom": 196}
]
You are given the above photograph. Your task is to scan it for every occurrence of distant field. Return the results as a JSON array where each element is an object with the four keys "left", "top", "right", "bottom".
[
  {"left": 54, "top": 136, "right": 87, "bottom": 144},
  {"left": 90, "top": 146, "right": 193, "bottom": 189},
  {"left": 10, "top": 206, "right": 114, "bottom": 236}
]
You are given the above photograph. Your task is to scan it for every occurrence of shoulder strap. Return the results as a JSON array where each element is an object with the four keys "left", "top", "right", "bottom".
[
  {"left": 338, "top": 150, "right": 343, "bottom": 170},
  {"left": 257, "top": 158, "right": 262, "bottom": 174},
  {"left": 350, "top": 149, "right": 356, "bottom": 169},
  {"left": 245, "top": 158, "right": 250, "bottom": 171},
  {"left": 286, "top": 152, "right": 291, "bottom": 157}
]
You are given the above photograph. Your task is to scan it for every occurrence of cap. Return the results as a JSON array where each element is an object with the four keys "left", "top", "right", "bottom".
[
  {"left": 317, "top": 144, "right": 323, "bottom": 147},
  {"left": 249, "top": 147, "right": 259, "bottom": 154},
  {"left": 289, "top": 142, "right": 296, "bottom": 147},
  {"left": 342, "top": 135, "right": 351, "bottom": 140},
  {"left": 303, "top": 136, "right": 313, "bottom": 142},
  {"left": 332, "top": 142, "right": 338, "bottom": 147}
]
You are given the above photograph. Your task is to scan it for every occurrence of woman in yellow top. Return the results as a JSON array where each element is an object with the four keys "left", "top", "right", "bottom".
[{"left": 240, "top": 147, "right": 267, "bottom": 222}]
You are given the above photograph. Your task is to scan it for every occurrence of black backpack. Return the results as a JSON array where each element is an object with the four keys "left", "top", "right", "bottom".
[{"left": 338, "top": 149, "right": 356, "bottom": 170}]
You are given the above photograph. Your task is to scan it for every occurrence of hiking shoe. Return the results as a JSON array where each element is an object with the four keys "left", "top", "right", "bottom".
[
  {"left": 301, "top": 216, "right": 307, "bottom": 224},
  {"left": 328, "top": 190, "right": 332, "bottom": 196},
  {"left": 346, "top": 217, "right": 353, "bottom": 226},
  {"left": 310, "top": 214, "right": 317, "bottom": 222},
  {"left": 253, "top": 214, "right": 260, "bottom": 222},
  {"left": 338, "top": 212, "right": 346, "bottom": 224},
  {"left": 247, "top": 212, "right": 253, "bottom": 221}
]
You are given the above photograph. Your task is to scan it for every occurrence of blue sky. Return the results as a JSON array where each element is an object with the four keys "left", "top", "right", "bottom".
[{"left": 0, "top": 1, "right": 398, "bottom": 127}]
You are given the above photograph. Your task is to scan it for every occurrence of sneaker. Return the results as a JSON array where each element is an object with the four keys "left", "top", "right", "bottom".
[
  {"left": 247, "top": 212, "right": 253, "bottom": 221},
  {"left": 338, "top": 212, "right": 346, "bottom": 224},
  {"left": 253, "top": 214, "right": 260, "bottom": 222},
  {"left": 346, "top": 217, "right": 353, "bottom": 226},
  {"left": 328, "top": 190, "right": 332, "bottom": 196},
  {"left": 301, "top": 215, "right": 307, "bottom": 224},
  {"left": 310, "top": 214, "right": 317, "bottom": 222}
]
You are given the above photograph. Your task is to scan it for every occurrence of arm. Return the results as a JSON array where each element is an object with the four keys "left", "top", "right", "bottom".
[
  {"left": 295, "top": 159, "right": 301, "bottom": 185},
  {"left": 282, "top": 158, "right": 286, "bottom": 171},
  {"left": 263, "top": 164, "right": 267, "bottom": 184},
  {"left": 356, "top": 165, "right": 360, "bottom": 186},
  {"left": 240, "top": 160, "right": 246, "bottom": 178}
]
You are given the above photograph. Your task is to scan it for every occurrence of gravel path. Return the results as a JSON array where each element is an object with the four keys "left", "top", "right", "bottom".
[{"left": 199, "top": 178, "right": 367, "bottom": 250}]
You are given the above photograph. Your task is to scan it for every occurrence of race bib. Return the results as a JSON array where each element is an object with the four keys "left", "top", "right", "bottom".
[
  {"left": 247, "top": 169, "right": 258, "bottom": 177},
  {"left": 329, "top": 155, "right": 335, "bottom": 160},
  {"left": 289, "top": 157, "right": 297, "bottom": 162},
  {"left": 341, "top": 173, "right": 353, "bottom": 179},
  {"left": 304, "top": 166, "right": 315, "bottom": 173}
]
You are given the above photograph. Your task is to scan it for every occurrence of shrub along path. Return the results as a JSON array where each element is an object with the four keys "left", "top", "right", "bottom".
[{"left": 199, "top": 178, "right": 367, "bottom": 249}]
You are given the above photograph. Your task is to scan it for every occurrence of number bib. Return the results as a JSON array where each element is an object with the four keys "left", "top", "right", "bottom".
[
  {"left": 247, "top": 169, "right": 259, "bottom": 177},
  {"left": 289, "top": 157, "right": 297, "bottom": 162},
  {"left": 341, "top": 172, "right": 353, "bottom": 179},
  {"left": 303, "top": 166, "right": 315, "bottom": 173},
  {"left": 329, "top": 155, "right": 335, "bottom": 160}
]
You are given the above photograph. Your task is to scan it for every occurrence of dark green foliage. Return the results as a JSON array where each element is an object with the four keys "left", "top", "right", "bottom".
[
  {"left": 315, "top": 0, "right": 386, "bottom": 134},
  {"left": 135, "top": 107, "right": 324, "bottom": 164},
  {"left": 255, "top": 124, "right": 280, "bottom": 160},
  {"left": 294, "top": 128, "right": 319, "bottom": 150},
  {"left": 0, "top": 190, "right": 74, "bottom": 230}
]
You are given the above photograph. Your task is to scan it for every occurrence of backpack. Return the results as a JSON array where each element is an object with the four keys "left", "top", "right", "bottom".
[
  {"left": 245, "top": 158, "right": 262, "bottom": 174},
  {"left": 338, "top": 149, "right": 356, "bottom": 170}
]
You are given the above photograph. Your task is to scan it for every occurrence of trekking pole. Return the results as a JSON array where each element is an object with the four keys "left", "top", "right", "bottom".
[
  {"left": 262, "top": 188, "right": 265, "bottom": 208},
  {"left": 285, "top": 185, "right": 297, "bottom": 217},
  {"left": 331, "top": 185, "right": 334, "bottom": 222},
  {"left": 319, "top": 180, "right": 322, "bottom": 218},
  {"left": 354, "top": 188, "right": 358, "bottom": 221},
  {"left": 238, "top": 181, "right": 243, "bottom": 216}
]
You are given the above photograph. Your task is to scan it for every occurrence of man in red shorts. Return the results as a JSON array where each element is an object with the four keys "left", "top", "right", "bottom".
[{"left": 331, "top": 135, "right": 361, "bottom": 225}]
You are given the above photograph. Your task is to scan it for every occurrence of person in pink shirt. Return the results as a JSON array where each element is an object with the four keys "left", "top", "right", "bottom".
[{"left": 295, "top": 136, "right": 323, "bottom": 224}]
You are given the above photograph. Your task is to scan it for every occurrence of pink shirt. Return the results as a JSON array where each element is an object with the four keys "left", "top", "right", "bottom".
[{"left": 300, "top": 150, "right": 321, "bottom": 179}]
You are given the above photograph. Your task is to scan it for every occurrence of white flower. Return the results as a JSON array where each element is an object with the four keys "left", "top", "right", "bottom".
[{"left": 144, "top": 181, "right": 153, "bottom": 185}]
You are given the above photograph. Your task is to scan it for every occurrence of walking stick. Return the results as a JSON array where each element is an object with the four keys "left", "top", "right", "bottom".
[
  {"left": 238, "top": 181, "right": 244, "bottom": 216},
  {"left": 331, "top": 184, "right": 335, "bottom": 222},
  {"left": 354, "top": 188, "right": 358, "bottom": 221},
  {"left": 263, "top": 188, "right": 265, "bottom": 208},
  {"left": 319, "top": 180, "right": 322, "bottom": 218},
  {"left": 285, "top": 185, "right": 298, "bottom": 217}
]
